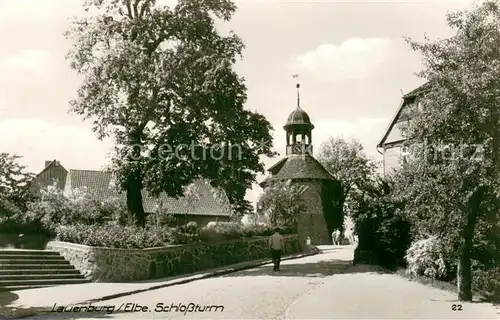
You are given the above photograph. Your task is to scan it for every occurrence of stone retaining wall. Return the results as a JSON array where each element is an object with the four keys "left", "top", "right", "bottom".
[{"left": 47, "top": 235, "right": 301, "bottom": 282}]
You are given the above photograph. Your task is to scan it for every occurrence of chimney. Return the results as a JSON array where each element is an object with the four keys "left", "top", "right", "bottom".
[{"left": 45, "top": 159, "right": 59, "bottom": 167}]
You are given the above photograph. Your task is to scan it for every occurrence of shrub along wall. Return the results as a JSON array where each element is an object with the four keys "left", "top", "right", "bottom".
[
  {"left": 47, "top": 234, "right": 301, "bottom": 282},
  {"left": 0, "top": 234, "right": 50, "bottom": 250}
]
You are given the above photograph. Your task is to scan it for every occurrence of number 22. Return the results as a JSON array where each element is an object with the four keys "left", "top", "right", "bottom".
[{"left": 452, "top": 304, "right": 463, "bottom": 311}]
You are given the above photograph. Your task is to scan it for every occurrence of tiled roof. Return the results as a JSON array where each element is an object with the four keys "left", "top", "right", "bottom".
[
  {"left": 65, "top": 169, "right": 231, "bottom": 217},
  {"left": 259, "top": 154, "right": 335, "bottom": 187}
]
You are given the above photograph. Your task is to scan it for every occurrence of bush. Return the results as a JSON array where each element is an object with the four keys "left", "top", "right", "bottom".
[
  {"left": 53, "top": 219, "right": 295, "bottom": 249},
  {"left": 55, "top": 223, "right": 171, "bottom": 249},
  {"left": 404, "top": 234, "right": 500, "bottom": 302},
  {"left": 146, "top": 205, "right": 179, "bottom": 228},
  {"left": 199, "top": 222, "right": 243, "bottom": 242},
  {"left": 55, "top": 221, "right": 205, "bottom": 248},
  {"left": 167, "top": 222, "right": 201, "bottom": 244},
  {"left": 405, "top": 236, "right": 450, "bottom": 280},
  {"left": 473, "top": 266, "right": 500, "bottom": 303},
  {"left": 18, "top": 187, "right": 130, "bottom": 233},
  {"left": 198, "top": 221, "right": 294, "bottom": 242},
  {"left": 0, "top": 215, "right": 53, "bottom": 236},
  {"left": 352, "top": 178, "right": 412, "bottom": 269}
]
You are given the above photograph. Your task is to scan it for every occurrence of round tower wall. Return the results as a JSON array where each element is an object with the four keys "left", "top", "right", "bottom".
[{"left": 294, "top": 180, "right": 333, "bottom": 247}]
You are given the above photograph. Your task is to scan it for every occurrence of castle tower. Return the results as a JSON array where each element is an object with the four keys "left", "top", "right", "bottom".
[{"left": 259, "top": 81, "right": 342, "bottom": 247}]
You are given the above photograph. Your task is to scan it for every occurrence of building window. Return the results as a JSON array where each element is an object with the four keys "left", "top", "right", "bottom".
[
  {"left": 401, "top": 146, "right": 410, "bottom": 163},
  {"left": 417, "top": 101, "right": 423, "bottom": 112}
]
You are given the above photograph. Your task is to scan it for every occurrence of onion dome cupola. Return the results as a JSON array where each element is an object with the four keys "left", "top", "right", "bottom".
[{"left": 284, "top": 83, "right": 314, "bottom": 156}]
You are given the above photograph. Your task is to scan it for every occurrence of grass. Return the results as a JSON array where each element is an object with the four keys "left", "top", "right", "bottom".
[
  {"left": 396, "top": 268, "right": 458, "bottom": 293},
  {"left": 395, "top": 268, "right": 500, "bottom": 305}
]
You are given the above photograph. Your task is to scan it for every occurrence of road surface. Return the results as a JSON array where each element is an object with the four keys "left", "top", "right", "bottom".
[{"left": 35, "top": 245, "right": 499, "bottom": 319}]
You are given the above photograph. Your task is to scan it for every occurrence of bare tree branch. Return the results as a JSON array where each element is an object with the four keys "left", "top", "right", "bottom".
[
  {"left": 126, "top": 0, "right": 133, "bottom": 19},
  {"left": 133, "top": 0, "right": 140, "bottom": 19}
]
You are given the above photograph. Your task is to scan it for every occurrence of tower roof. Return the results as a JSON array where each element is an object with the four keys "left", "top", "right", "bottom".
[
  {"left": 259, "top": 154, "right": 335, "bottom": 187},
  {"left": 284, "top": 82, "right": 314, "bottom": 130},
  {"left": 284, "top": 106, "right": 314, "bottom": 129}
]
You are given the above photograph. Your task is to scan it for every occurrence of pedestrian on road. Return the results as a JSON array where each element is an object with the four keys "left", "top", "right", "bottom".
[
  {"left": 347, "top": 227, "right": 356, "bottom": 245},
  {"left": 269, "top": 227, "right": 284, "bottom": 272},
  {"left": 332, "top": 229, "right": 341, "bottom": 246}
]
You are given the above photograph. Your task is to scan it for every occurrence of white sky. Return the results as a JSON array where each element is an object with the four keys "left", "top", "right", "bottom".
[{"left": 0, "top": 0, "right": 477, "bottom": 206}]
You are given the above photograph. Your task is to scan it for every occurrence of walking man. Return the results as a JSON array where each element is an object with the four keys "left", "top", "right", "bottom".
[
  {"left": 269, "top": 227, "right": 284, "bottom": 271},
  {"left": 332, "top": 229, "right": 341, "bottom": 246}
]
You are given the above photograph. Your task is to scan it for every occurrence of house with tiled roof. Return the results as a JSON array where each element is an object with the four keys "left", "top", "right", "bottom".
[
  {"left": 30, "top": 160, "right": 231, "bottom": 226},
  {"left": 377, "top": 82, "right": 431, "bottom": 175},
  {"left": 259, "top": 83, "right": 342, "bottom": 246},
  {"left": 29, "top": 160, "right": 68, "bottom": 197}
]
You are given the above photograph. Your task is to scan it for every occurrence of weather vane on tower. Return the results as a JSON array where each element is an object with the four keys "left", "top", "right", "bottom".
[{"left": 292, "top": 74, "right": 300, "bottom": 108}]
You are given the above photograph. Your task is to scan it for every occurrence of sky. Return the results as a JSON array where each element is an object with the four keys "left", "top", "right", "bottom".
[{"left": 0, "top": 0, "right": 477, "bottom": 206}]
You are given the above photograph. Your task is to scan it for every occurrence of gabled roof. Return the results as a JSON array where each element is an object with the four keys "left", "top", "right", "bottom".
[
  {"left": 36, "top": 160, "right": 67, "bottom": 178},
  {"left": 259, "top": 154, "right": 335, "bottom": 187},
  {"left": 65, "top": 169, "right": 230, "bottom": 216},
  {"left": 377, "top": 82, "right": 431, "bottom": 148},
  {"left": 30, "top": 160, "right": 68, "bottom": 193}
]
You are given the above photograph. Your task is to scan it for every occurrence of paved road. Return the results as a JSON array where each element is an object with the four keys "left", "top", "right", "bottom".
[{"left": 36, "top": 245, "right": 499, "bottom": 319}]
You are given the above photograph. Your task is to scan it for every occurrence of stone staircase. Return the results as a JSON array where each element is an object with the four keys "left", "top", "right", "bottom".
[{"left": 0, "top": 249, "right": 90, "bottom": 291}]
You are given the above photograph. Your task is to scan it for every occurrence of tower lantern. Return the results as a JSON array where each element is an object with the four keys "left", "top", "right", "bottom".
[{"left": 284, "top": 81, "right": 314, "bottom": 156}]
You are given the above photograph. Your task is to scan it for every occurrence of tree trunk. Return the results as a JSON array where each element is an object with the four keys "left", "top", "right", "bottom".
[
  {"left": 338, "top": 192, "right": 346, "bottom": 234},
  {"left": 125, "top": 128, "right": 146, "bottom": 228},
  {"left": 457, "top": 186, "right": 485, "bottom": 301},
  {"left": 126, "top": 169, "right": 146, "bottom": 228}
]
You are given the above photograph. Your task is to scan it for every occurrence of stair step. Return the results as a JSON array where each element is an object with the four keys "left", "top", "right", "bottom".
[
  {"left": 0, "top": 278, "right": 91, "bottom": 286},
  {"left": 0, "top": 259, "right": 69, "bottom": 264},
  {"left": 0, "top": 254, "right": 64, "bottom": 260},
  {"left": 0, "top": 269, "right": 81, "bottom": 275},
  {"left": 0, "top": 250, "right": 87, "bottom": 288},
  {"left": 0, "top": 273, "right": 85, "bottom": 280},
  {"left": 0, "top": 264, "right": 74, "bottom": 270},
  {"left": 0, "top": 249, "right": 59, "bottom": 256}
]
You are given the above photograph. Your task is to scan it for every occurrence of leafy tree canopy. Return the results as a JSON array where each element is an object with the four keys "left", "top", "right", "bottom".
[
  {"left": 0, "top": 153, "right": 35, "bottom": 216},
  {"left": 395, "top": 0, "right": 500, "bottom": 301},
  {"left": 258, "top": 180, "right": 308, "bottom": 229},
  {"left": 65, "top": 0, "right": 276, "bottom": 223},
  {"left": 317, "top": 137, "right": 378, "bottom": 216},
  {"left": 396, "top": 0, "right": 500, "bottom": 240}
]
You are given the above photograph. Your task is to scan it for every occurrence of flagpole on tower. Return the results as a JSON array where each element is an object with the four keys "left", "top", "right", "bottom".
[{"left": 292, "top": 74, "right": 300, "bottom": 108}]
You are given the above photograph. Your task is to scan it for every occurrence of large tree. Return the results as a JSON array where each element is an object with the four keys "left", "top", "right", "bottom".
[
  {"left": 65, "top": 0, "right": 275, "bottom": 226},
  {"left": 397, "top": 0, "right": 500, "bottom": 301},
  {"left": 317, "top": 137, "right": 378, "bottom": 228},
  {"left": 0, "top": 153, "right": 34, "bottom": 217}
]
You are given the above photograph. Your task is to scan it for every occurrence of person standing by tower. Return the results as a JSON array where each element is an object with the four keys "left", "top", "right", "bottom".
[
  {"left": 269, "top": 227, "right": 284, "bottom": 271},
  {"left": 332, "top": 229, "right": 341, "bottom": 245}
]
